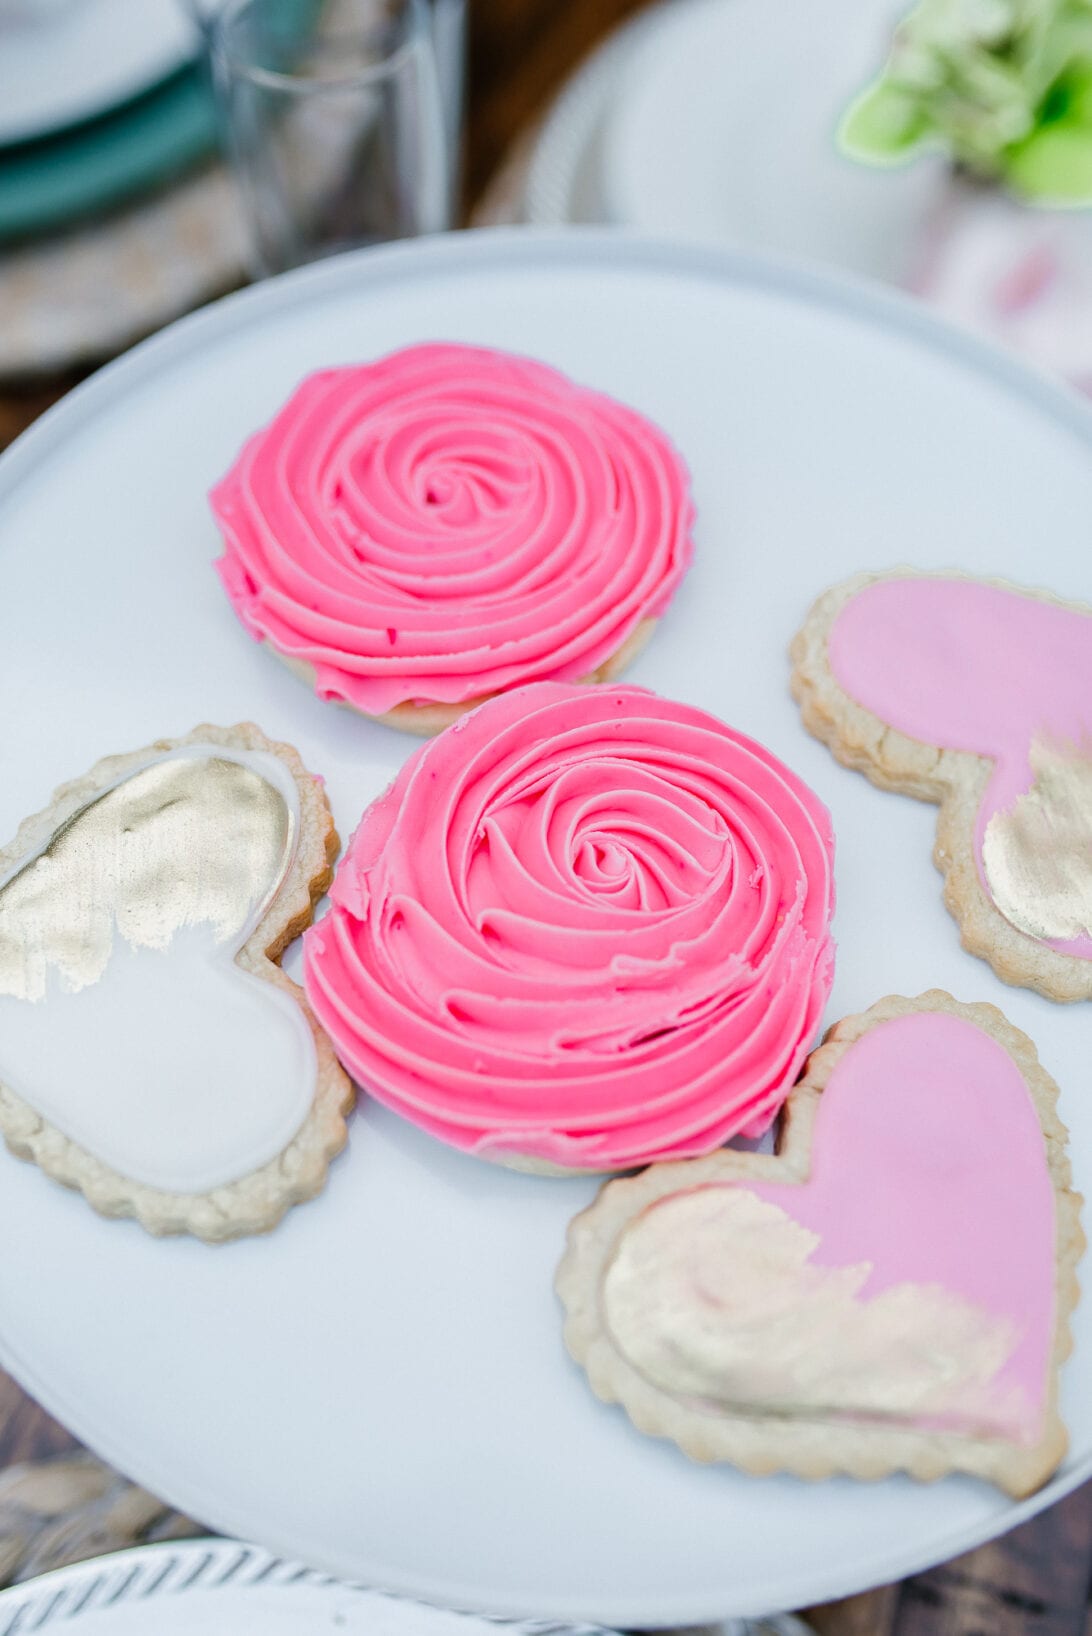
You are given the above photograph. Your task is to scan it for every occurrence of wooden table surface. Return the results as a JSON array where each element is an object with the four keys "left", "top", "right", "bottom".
[{"left": 2, "top": 2, "right": 1090, "bottom": 1629}]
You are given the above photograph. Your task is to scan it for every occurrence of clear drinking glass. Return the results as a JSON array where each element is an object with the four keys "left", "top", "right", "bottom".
[
  {"left": 176, "top": 0, "right": 223, "bottom": 40},
  {"left": 429, "top": 0, "right": 465, "bottom": 196},
  {"left": 211, "top": 0, "right": 450, "bottom": 278}
]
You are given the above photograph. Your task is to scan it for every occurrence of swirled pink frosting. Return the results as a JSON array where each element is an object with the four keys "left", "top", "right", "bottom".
[
  {"left": 303, "top": 683, "right": 836, "bottom": 1169},
  {"left": 211, "top": 344, "right": 695, "bottom": 715}
]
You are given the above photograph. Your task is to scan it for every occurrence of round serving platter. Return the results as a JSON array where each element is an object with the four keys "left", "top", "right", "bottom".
[{"left": 0, "top": 230, "right": 1090, "bottom": 1624}]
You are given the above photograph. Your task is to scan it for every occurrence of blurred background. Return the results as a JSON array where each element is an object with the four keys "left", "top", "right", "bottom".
[{"left": 3, "top": 0, "right": 1090, "bottom": 420}]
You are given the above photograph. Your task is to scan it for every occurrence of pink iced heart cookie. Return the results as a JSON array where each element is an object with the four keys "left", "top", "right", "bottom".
[
  {"left": 792, "top": 570, "right": 1092, "bottom": 1002},
  {"left": 557, "top": 993, "right": 1082, "bottom": 1495}
]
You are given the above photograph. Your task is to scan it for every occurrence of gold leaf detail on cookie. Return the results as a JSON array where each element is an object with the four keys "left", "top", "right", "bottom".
[
  {"left": 603, "top": 1185, "right": 1025, "bottom": 1435},
  {"left": 0, "top": 756, "right": 294, "bottom": 1003},
  {"left": 983, "top": 736, "right": 1092, "bottom": 944}
]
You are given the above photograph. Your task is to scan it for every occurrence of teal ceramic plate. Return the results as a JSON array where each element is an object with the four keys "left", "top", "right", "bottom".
[{"left": 0, "top": 64, "right": 217, "bottom": 245}]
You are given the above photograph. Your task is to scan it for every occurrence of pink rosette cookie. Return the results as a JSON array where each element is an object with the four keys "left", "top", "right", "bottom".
[
  {"left": 211, "top": 344, "right": 695, "bottom": 735},
  {"left": 303, "top": 683, "right": 836, "bottom": 1171}
]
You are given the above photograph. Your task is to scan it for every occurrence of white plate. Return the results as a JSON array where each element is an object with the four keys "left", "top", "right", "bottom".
[
  {"left": 1, "top": 230, "right": 1091, "bottom": 1625},
  {"left": 0, "top": 0, "right": 197, "bottom": 148},
  {"left": 523, "top": 8, "right": 660, "bottom": 226},
  {"left": 0, "top": 1538, "right": 610, "bottom": 1635},
  {"left": 592, "top": 0, "right": 948, "bottom": 283}
]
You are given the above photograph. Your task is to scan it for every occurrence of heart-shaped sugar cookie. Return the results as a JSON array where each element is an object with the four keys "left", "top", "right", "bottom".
[
  {"left": 0, "top": 723, "right": 353, "bottom": 1241},
  {"left": 791, "top": 570, "right": 1092, "bottom": 1001},
  {"left": 557, "top": 992, "right": 1082, "bottom": 1495}
]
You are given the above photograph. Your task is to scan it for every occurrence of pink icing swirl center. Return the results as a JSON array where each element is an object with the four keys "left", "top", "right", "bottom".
[
  {"left": 303, "top": 683, "right": 836, "bottom": 1169},
  {"left": 211, "top": 344, "right": 695, "bottom": 715}
]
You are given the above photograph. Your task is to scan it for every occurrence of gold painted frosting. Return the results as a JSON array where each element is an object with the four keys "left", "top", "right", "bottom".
[
  {"left": 983, "top": 736, "right": 1092, "bottom": 944},
  {"left": 603, "top": 1186, "right": 1023, "bottom": 1427},
  {"left": 0, "top": 753, "right": 294, "bottom": 1002}
]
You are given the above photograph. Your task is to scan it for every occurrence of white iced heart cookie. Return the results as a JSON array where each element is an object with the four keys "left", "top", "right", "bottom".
[{"left": 0, "top": 723, "right": 353, "bottom": 1241}]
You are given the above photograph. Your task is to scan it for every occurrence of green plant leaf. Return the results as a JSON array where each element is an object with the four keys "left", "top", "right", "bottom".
[
  {"left": 1005, "top": 119, "right": 1092, "bottom": 198},
  {"left": 839, "top": 82, "right": 932, "bottom": 161},
  {"left": 1065, "top": 57, "right": 1092, "bottom": 119}
]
